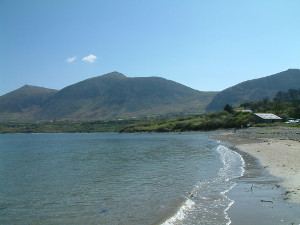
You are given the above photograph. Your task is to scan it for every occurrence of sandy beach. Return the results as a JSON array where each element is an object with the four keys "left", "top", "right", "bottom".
[
  {"left": 217, "top": 126, "right": 300, "bottom": 204},
  {"left": 237, "top": 140, "right": 300, "bottom": 203},
  {"left": 215, "top": 126, "right": 300, "bottom": 224}
]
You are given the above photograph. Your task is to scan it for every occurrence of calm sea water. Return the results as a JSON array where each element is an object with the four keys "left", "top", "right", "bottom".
[{"left": 0, "top": 133, "right": 244, "bottom": 225}]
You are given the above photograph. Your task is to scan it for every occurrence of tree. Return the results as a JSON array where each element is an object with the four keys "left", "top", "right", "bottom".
[
  {"left": 287, "top": 89, "right": 299, "bottom": 101},
  {"left": 272, "top": 99, "right": 286, "bottom": 115},
  {"left": 224, "top": 104, "right": 234, "bottom": 114}
]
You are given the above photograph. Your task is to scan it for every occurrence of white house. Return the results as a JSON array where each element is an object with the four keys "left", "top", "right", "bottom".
[{"left": 254, "top": 113, "right": 282, "bottom": 123}]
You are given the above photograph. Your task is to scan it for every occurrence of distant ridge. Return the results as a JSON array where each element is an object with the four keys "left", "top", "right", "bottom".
[
  {"left": 0, "top": 85, "right": 58, "bottom": 121},
  {"left": 206, "top": 69, "right": 300, "bottom": 111},
  {"left": 0, "top": 72, "right": 216, "bottom": 121},
  {"left": 0, "top": 85, "right": 58, "bottom": 113},
  {"left": 2, "top": 69, "right": 299, "bottom": 121}
]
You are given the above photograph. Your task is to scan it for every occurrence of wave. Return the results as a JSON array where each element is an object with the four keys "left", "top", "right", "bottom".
[
  {"left": 217, "top": 145, "right": 245, "bottom": 225},
  {"left": 217, "top": 145, "right": 245, "bottom": 180},
  {"left": 161, "top": 198, "right": 195, "bottom": 225},
  {"left": 160, "top": 144, "right": 245, "bottom": 225}
]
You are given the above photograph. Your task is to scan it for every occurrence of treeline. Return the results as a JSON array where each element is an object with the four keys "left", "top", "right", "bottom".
[{"left": 240, "top": 89, "right": 300, "bottom": 120}]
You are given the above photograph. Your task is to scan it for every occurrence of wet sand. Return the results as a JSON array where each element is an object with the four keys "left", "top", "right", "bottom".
[
  {"left": 215, "top": 126, "right": 300, "bottom": 224},
  {"left": 237, "top": 140, "right": 300, "bottom": 203}
]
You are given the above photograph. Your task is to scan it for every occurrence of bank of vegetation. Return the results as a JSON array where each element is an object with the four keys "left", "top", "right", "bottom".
[
  {"left": 0, "top": 120, "right": 133, "bottom": 134},
  {"left": 120, "top": 89, "right": 300, "bottom": 133}
]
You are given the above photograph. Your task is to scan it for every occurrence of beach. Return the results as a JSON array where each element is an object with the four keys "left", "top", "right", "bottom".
[
  {"left": 216, "top": 126, "right": 300, "bottom": 224},
  {"left": 237, "top": 140, "right": 300, "bottom": 203},
  {"left": 217, "top": 126, "right": 300, "bottom": 203}
]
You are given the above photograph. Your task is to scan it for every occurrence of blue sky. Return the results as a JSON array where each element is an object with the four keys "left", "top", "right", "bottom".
[{"left": 1, "top": 0, "right": 299, "bottom": 96}]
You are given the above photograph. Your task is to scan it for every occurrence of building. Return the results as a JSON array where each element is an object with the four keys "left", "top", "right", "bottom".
[
  {"left": 235, "top": 109, "right": 252, "bottom": 113},
  {"left": 254, "top": 113, "right": 282, "bottom": 123}
]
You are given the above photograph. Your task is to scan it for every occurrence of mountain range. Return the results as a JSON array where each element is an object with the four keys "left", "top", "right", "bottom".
[
  {"left": 0, "top": 69, "right": 299, "bottom": 121},
  {"left": 0, "top": 72, "right": 216, "bottom": 121}
]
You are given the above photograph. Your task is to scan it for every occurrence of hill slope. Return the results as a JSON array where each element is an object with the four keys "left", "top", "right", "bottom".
[
  {"left": 37, "top": 72, "right": 216, "bottom": 120},
  {"left": 0, "top": 85, "right": 58, "bottom": 121},
  {"left": 206, "top": 69, "right": 300, "bottom": 111},
  {"left": 0, "top": 72, "right": 217, "bottom": 121}
]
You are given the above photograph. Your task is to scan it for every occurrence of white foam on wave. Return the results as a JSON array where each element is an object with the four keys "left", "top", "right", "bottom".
[
  {"left": 160, "top": 144, "right": 245, "bottom": 225},
  {"left": 216, "top": 145, "right": 246, "bottom": 225},
  {"left": 161, "top": 198, "right": 195, "bottom": 225},
  {"left": 224, "top": 198, "right": 235, "bottom": 225},
  {"left": 217, "top": 145, "right": 245, "bottom": 180}
]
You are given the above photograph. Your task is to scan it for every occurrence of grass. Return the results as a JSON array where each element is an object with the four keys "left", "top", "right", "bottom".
[{"left": 256, "top": 129, "right": 281, "bottom": 134}]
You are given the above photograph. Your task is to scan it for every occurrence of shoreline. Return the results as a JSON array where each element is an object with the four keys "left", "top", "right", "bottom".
[
  {"left": 214, "top": 126, "right": 300, "bottom": 224},
  {"left": 215, "top": 126, "right": 300, "bottom": 204},
  {"left": 236, "top": 140, "right": 300, "bottom": 203}
]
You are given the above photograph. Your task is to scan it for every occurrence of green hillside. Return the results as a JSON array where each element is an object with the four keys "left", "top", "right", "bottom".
[{"left": 206, "top": 69, "right": 300, "bottom": 111}]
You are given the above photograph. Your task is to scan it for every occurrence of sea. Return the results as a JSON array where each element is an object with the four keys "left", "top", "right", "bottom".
[{"left": 0, "top": 133, "right": 245, "bottom": 225}]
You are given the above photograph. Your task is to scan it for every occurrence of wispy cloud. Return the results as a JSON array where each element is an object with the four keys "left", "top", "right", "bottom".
[
  {"left": 82, "top": 54, "right": 97, "bottom": 63},
  {"left": 66, "top": 56, "right": 77, "bottom": 63}
]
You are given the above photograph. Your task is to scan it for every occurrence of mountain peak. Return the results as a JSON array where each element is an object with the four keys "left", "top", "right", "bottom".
[
  {"left": 20, "top": 84, "right": 38, "bottom": 89},
  {"left": 99, "top": 72, "right": 127, "bottom": 79},
  {"left": 3, "top": 85, "right": 57, "bottom": 96},
  {"left": 20, "top": 84, "right": 44, "bottom": 90},
  {"left": 0, "top": 84, "right": 58, "bottom": 115},
  {"left": 30, "top": 72, "right": 216, "bottom": 120}
]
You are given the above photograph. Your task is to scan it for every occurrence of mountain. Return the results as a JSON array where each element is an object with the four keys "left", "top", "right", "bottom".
[
  {"left": 206, "top": 69, "right": 300, "bottom": 111},
  {"left": 0, "top": 85, "right": 58, "bottom": 121},
  {"left": 3, "top": 69, "right": 298, "bottom": 121},
  {"left": 0, "top": 72, "right": 217, "bottom": 121},
  {"left": 37, "top": 72, "right": 216, "bottom": 120}
]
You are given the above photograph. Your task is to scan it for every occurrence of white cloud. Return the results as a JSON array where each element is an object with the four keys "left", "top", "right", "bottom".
[
  {"left": 82, "top": 54, "right": 97, "bottom": 63},
  {"left": 66, "top": 56, "right": 77, "bottom": 63}
]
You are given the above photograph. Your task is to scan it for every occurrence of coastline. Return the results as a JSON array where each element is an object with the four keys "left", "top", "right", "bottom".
[
  {"left": 215, "top": 126, "right": 300, "bottom": 224},
  {"left": 216, "top": 126, "right": 300, "bottom": 204},
  {"left": 236, "top": 140, "right": 300, "bottom": 203}
]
